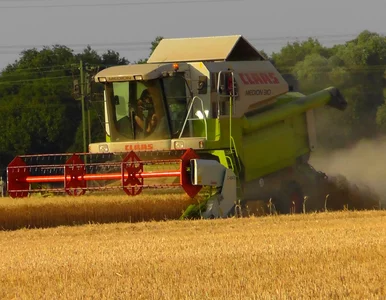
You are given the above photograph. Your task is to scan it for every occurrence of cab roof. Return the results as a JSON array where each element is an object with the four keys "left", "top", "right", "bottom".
[{"left": 94, "top": 63, "right": 174, "bottom": 82}]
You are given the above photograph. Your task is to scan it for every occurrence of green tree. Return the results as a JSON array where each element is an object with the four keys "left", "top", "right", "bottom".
[
  {"left": 75, "top": 46, "right": 129, "bottom": 67},
  {"left": 0, "top": 44, "right": 129, "bottom": 169},
  {"left": 334, "top": 30, "right": 386, "bottom": 139},
  {"left": 271, "top": 38, "right": 331, "bottom": 75},
  {"left": 0, "top": 45, "right": 79, "bottom": 158}
]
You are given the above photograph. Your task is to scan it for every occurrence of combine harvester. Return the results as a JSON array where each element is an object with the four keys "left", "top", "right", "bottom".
[{"left": 7, "top": 35, "right": 350, "bottom": 218}]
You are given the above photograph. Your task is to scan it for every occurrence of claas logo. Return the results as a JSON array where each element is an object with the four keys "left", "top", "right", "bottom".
[
  {"left": 125, "top": 144, "right": 154, "bottom": 151},
  {"left": 239, "top": 72, "right": 280, "bottom": 85}
]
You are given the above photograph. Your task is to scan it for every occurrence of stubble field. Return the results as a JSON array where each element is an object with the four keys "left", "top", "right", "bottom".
[{"left": 0, "top": 210, "right": 385, "bottom": 299}]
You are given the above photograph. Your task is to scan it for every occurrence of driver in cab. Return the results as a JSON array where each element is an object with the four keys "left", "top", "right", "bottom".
[{"left": 135, "top": 89, "right": 158, "bottom": 136}]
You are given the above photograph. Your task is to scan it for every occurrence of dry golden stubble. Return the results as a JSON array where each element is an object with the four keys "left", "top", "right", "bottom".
[{"left": 0, "top": 211, "right": 385, "bottom": 299}]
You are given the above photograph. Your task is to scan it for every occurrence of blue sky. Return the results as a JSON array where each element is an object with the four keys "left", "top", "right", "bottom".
[{"left": 0, "top": 0, "right": 385, "bottom": 69}]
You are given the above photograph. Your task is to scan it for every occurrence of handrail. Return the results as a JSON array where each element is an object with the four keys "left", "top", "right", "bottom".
[
  {"left": 216, "top": 70, "right": 238, "bottom": 117},
  {"left": 178, "top": 96, "right": 208, "bottom": 140},
  {"left": 216, "top": 70, "right": 242, "bottom": 174},
  {"left": 216, "top": 71, "right": 239, "bottom": 97}
]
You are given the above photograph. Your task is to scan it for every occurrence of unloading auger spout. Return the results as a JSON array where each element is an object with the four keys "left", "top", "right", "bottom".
[{"left": 242, "top": 87, "right": 347, "bottom": 133}]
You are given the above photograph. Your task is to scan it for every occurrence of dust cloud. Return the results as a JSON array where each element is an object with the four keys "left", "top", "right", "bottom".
[{"left": 310, "top": 137, "right": 386, "bottom": 207}]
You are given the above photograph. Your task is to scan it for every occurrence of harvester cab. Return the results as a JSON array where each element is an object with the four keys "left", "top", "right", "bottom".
[
  {"left": 7, "top": 35, "right": 348, "bottom": 218},
  {"left": 90, "top": 35, "right": 290, "bottom": 155}
]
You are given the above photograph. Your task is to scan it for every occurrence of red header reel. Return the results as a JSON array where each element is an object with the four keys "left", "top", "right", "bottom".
[{"left": 7, "top": 148, "right": 202, "bottom": 199}]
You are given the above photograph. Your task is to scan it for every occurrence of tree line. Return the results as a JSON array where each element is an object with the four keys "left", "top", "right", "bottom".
[{"left": 0, "top": 31, "right": 385, "bottom": 170}]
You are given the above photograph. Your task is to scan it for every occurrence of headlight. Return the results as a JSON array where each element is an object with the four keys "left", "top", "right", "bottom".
[
  {"left": 99, "top": 144, "right": 109, "bottom": 153},
  {"left": 174, "top": 141, "right": 184, "bottom": 149}
]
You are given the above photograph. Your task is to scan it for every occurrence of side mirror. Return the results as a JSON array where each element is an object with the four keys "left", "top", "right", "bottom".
[{"left": 197, "top": 76, "right": 208, "bottom": 94}]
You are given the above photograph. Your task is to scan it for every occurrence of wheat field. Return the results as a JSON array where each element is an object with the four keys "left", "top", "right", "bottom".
[
  {"left": 0, "top": 210, "right": 385, "bottom": 299},
  {"left": 0, "top": 184, "right": 380, "bottom": 231},
  {"left": 0, "top": 192, "right": 204, "bottom": 230}
]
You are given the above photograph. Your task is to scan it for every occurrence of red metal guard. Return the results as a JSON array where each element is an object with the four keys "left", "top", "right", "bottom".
[
  {"left": 180, "top": 148, "right": 202, "bottom": 198},
  {"left": 7, "top": 156, "right": 30, "bottom": 198},
  {"left": 64, "top": 154, "right": 86, "bottom": 196},
  {"left": 122, "top": 151, "right": 143, "bottom": 196}
]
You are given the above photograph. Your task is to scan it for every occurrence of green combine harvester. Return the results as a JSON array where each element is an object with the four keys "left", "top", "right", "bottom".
[{"left": 7, "top": 35, "right": 350, "bottom": 218}]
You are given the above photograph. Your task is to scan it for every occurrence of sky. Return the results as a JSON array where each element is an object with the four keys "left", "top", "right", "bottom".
[{"left": 0, "top": 0, "right": 385, "bottom": 70}]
